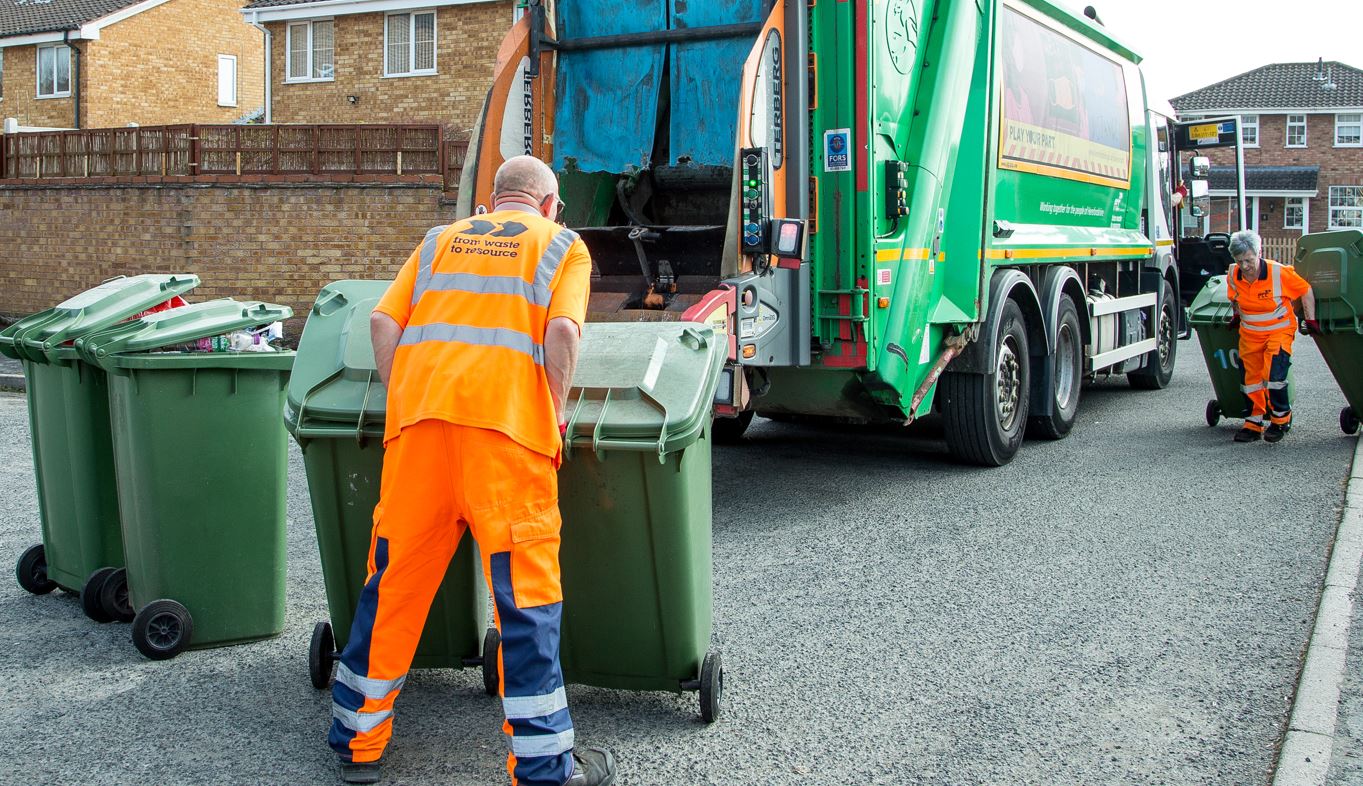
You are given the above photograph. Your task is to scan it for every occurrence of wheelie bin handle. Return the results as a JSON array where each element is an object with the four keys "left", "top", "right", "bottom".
[{"left": 563, "top": 385, "right": 674, "bottom": 462}]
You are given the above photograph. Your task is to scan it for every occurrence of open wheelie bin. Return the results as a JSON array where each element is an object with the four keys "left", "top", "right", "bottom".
[
  {"left": 283, "top": 281, "right": 497, "bottom": 695},
  {"left": 0, "top": 275, "right": 198, "bottom": 622},
  {"left": 558, "top": 321, "right": 727, "bottom": 722},
  {"left": 1187, "top": 275, "right": 1295, "bottom": 428},
  {"left": 78, "top": 299, "right": 294, "bottom": 659},
  {"left": 1294, "top": 229, "right": 1363, "bottom": 434}
]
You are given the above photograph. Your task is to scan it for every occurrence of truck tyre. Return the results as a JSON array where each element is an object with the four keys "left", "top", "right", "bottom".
[
  {"left": 711, "top": 411, "right": 754, "bottom": 444},
  {"left": 1027, "top": 295, "right": 1082, "bottom": 440},
  {"left": 942, "top": 299, "right": 1030, "bottom": 466},
  {"left": 1129, "top": 279, "right": 1177, "bottom": 390}
]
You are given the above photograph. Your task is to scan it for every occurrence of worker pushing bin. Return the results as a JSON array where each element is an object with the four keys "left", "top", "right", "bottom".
[
  {"left": 1294, "top": 229, "right": 1363, "bottom": 435},
  {"left": 0, "top": 275, "right": 198, "bottom": 623},
  {"left": 283, "top": 281, "right": 498, "bottom": 694},
  {"left": 1188, "top": 275, "right": 1295, "bottom": 428},
  {"left": 77, "top": 299, "right": 294, "bottom": 660},
  {"left": 558, "top": 321, "right": 727, "bottom": 721}
]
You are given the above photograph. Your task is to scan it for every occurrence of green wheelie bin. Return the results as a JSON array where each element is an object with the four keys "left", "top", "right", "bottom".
[
  {"left": 77, "top": 299, "right": 294, "bottom": 660},
  {"left": 558, "top": 321, "right": 727, "bottom": 722},
  {"left": 1188, "top": 274, "right": 1296, "bottom": 428},
  {"left": 0, "top": 275, "right": 199, "bottom": 623},
  {"left": 1295, "top": 229, "right": 1363, "bottom": 435},
  {"left": 283, "top": 281, "right": 497, "bottom": 695}
]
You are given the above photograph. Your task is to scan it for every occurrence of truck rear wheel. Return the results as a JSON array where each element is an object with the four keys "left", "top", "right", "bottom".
[
  {"left": 1027, "top": 295, "right": 1082, "bottom": 440},
  {"left": 711, "top": 411, "right": 754, "bottom": 444},
  {"left": 1129, "top": 279, "right": 1177, "bottom": 390},
  {"left": 942, "top": 299, "right": 1030, "bottom": 466}
]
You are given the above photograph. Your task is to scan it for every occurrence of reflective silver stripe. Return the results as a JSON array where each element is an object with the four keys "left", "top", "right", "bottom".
[
  {"left": 1242, "top": 383, "right": 1266, "bottom": 393},
  {"left": 1247, "top": 415, "right": 1265, "bottom": 425},
  {"left": 1227, "top": 266, "right": 1239, "bottom": 296},
  {"left": 510, "top": 729, "right": 575, "bottom": 758},
  {"left": 424, "top": 272, "right": 550, "bottom": 307},
  {"left": 1270, "top": 262, "right": 1283, "bottom": 302},
  {"left": 1266, "top": 380, "right": 1290, "bottom": 390},
  {"left": 1241, "top": 307, "right": 1289, "bottom": 323},
  {"left": 335, "top": 664, "right": 406, "bottom": 700},
  {"left": 533, "top": 227, "right": 580, "bottom": 292},
  {"left": 502, "top": 687, "right": 568, "bottom": 720},
  {"left": 332, "top": 705, "right": 393, "bottom": 733},
  {"left": 411, "top": 225, "right": 450, "bottom": 305},
  {"left": 399, "top": 322, "right": 544, "bottom": 364},
  {"left": 1273, "top": 409, "right": 1291, "bottom": 417},
  {"left": 1242, "top": 318, "right": 1295, "bottom": 332}
]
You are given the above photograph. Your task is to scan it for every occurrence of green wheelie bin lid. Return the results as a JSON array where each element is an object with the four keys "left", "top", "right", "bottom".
[
  {"left": 564, "top": 322, "right": 726, "bottom": 458},
  {"left": 76, "top": 299, "right": 292, "bottom": 366},
  {"left": 283, "top": 280, "right": 392, "bottom": 439},
  {"left": 0, "top": 274, "right": 200, "bottom": 364},
  {"left": 1186, "top": 275, "right": 1236, "bottom": 327},
  {"left": 1296, "top": 229, "right": 1363, "bottom": 333}
]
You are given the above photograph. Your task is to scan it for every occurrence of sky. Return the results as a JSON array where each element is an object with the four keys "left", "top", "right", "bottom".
[{"left": 1055, "top": 0, "right": 1363, "bottom": 105}]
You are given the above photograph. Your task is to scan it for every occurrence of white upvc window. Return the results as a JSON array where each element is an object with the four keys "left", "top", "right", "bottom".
[
  {"left": 285, "top": 19, "right": 335, "bottom": 82},
  {"left": 1329, "top": 186, "right": 1363, "bottom": 229},
  {"left": 1335, "top": 113, "right": 1363, "bottom": 147},
  {"left": 1286, "top": 114, "right": 1307, "bottom": 147},
  {"left": 1240, "top": 114, "right": 1259, "bottom": 147},
  {"left": 385, "top": 10, "right": 436, "bottom": 77},
  {"left": 36, "top": 44, "right": 71, "bottom": 99},
  {"left": 217, "top": 55, "right": 238, "bottom": 107},
  {"left": 1284, "top": 197, "right": 1306, "bottom": 230}
]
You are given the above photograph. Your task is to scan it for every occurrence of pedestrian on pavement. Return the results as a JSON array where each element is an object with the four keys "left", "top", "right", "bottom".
[
  {"left": 1225, "top": 229, "right": 1319, "bottom": 443},
  {"left": 327, "top": 154, "right": 616, "bottom": 786}
]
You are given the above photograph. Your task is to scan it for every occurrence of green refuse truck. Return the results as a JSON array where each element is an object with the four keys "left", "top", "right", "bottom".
[{"left": 457, "top": 0, "right": 1245, "bottom": 465}]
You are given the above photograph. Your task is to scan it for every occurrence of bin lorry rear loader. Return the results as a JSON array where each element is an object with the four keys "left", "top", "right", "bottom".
[{"left": 458, "top": 0, "right": 1238, "bottom": 465}]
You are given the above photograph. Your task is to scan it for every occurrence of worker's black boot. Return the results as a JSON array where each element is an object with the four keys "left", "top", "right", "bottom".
[
  {"left": 339, "top": 760, "right": 381, "bottom": 784},
  {"left": 1264, "top": 423, "right": 1287, "bottom": 443},
  {"left": 564, "top": 747, "right": 616, "bottom": 786},
  {"left": 1233, "top": 427, "right": 1261, "bottom": 443}
]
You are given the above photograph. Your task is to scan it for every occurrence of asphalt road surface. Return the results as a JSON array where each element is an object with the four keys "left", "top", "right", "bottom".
[{"left": 0, "top": 336, "right": 1355, "bottom": 786}]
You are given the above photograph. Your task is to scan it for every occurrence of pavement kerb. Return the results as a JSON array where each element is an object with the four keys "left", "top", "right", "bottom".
[
  {"left": 0, "top": 375, "right": 24, "bottom": 392},
  {"left": 1272, "top": 435, "right": 1363, "bottom": 786}
]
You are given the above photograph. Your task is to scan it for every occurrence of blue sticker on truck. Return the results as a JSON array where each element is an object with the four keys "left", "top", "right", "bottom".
[{"left": 824, "top": 129, "right": 852, "bottom": 173}]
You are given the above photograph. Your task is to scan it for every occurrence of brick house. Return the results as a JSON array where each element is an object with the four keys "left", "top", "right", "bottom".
[
  {"left": 240, "top": 0, "right": 512, "bottom": 135},
  {"left": 1172, "top": 61, "right": 1363, "bottom": 245},
  {"left": 0, "top": 0, "right": 265, "bottom": 129}
]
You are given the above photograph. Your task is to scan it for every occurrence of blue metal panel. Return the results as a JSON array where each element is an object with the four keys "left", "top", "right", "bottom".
[
  {"left": 554, "top": 0, "right": 668, "bottom": 173},
  {"left": 668, "top": 0, "right": 765, "bottom": 166}
]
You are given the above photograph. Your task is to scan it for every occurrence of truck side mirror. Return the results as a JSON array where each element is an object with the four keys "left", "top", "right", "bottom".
[
  {"left": 1191, "top": 156, "right": 1211, "bottom": 178},
  {"left": 1190, "top": 179, "right": 1210, "bottom": 218}
]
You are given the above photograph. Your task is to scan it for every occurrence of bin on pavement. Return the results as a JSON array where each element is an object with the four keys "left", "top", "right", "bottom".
[
  {"left": 1294, "top": 229, "right": 1363, "bottom": 434},
  {"left": 283, "top": 281, "right": 496, "bottom": 694},
  {"left": 77, "top": 299, "right": 294, "bottom": 660},
  {"left": 558, "top": 321, "right": 727, "bottom": 722},
  {"left": 1187, "top": 274, "right": 1296, "bottom": 428},
  {"left": 0, "top": 275, "right": 199, "bottom": 623}
]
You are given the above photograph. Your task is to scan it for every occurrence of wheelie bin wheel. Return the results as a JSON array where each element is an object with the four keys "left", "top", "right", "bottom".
[
  {"left": 481, "top": 627, "right": 502, "bottom": 697},
  {"left": 699, "top": 650, "right": 723, "bottom": 724},
  {"left": 309, "top": 620, "right": 337, "bottom": 689},
  {"left": 132, "top": 599, "right": 193, "bottom": 660},
  {"left": 16, "top": 544, "right": 57, "bottom": 595},
  {"left": 99, "top": 567, "right": 134, "bottom": 623},
  {"left": 81, "top": 567, "right": 117, "bottom": 623},
  {"left": 1342, "top": 407, "right": 1360, "bottom": 436},
  {"left": 1205, "top": 400, "right": 1222, "bottom": 428}
]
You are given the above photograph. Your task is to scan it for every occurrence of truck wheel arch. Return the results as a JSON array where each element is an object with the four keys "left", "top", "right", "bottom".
[{"left": 949, "top": 268, "right": 1045, "bottom": 374}]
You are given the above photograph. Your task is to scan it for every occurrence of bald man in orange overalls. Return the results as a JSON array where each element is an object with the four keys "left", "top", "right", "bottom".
[
  {"left": 328, "top": 156, "right": 616, "bottom": 786},
  {"left": 1226, "top": 230, "right": 1318, "bottom": 443}
]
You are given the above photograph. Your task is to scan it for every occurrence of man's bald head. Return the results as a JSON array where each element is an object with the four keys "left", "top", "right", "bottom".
[{"left": 493, "top": 155, "right": 558, "bottom": 204}]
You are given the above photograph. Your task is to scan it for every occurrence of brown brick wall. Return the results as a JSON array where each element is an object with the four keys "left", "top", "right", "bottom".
[
  {"left": 265, "top": 3, "right": 510, "bottom": 134},
  {"left": 0, "top": 183, "right": 450, "bottom": 333},
  {"left": 84, "top": 0, "right": 266, "bottom": 126},
  {"left": 1186, "top": 112, "right": 1363, "bottom": 240},
  {"left": 0, "top": 44, "right": 79, "bottom": 129}
]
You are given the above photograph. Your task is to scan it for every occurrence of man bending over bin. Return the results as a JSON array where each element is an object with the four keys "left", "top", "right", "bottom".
[
  {"left": 328, "top": 154, "right": 617, "bottom": 786},
  {"left": 1226, "top": 229, "right": 1319, "bottom": 443}
]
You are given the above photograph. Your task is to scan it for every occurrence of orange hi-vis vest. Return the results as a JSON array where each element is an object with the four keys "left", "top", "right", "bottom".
[
  {"left": 374, "top": 211, "right": 591, "bottom": 460},
  {"left": 1226, "top": 259, "right": 1307, "bottom": 335}
]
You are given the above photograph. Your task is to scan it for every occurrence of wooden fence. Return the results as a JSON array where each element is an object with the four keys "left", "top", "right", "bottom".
[
  {"left": 1262, "top": 237, "right": 1300, "bottom": 263},
  {"left": 0, "top": 123, "right": 447, "bottom": 182}
]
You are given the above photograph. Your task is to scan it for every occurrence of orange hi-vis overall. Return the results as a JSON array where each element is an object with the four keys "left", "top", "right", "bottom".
[
  {"left": 328, "top": 209, "right": 592, "bottom": 786},
  {"left": 1226, "top": 259, "right": 1310, "bottom": 432}
]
